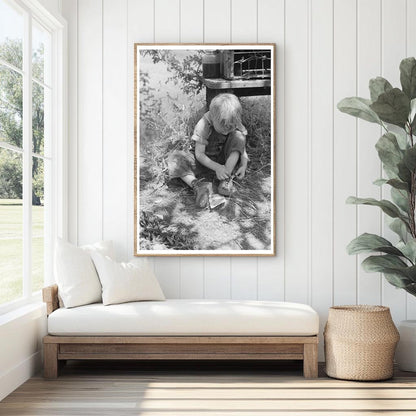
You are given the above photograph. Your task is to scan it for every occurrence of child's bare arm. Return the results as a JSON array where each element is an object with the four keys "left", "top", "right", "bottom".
[
  {"left": 195, "top": 143, "right": 229, "bottom": 180},
  {"left": 240, "top": 149, "right": 249, "bottom": 167}
]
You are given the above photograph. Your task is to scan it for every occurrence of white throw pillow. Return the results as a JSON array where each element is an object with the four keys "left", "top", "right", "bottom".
[
  {"left": 90, "top": 252, "right": 165, "bottom": 306},
  {"left": 55, "top": 239, "right": 114, "bottom": 308},
  {"left": 81, "top": 240, "right": 115, "bottom": 259}
]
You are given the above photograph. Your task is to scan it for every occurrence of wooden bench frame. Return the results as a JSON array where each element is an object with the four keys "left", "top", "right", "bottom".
[{"left": 42, "top": 285, "right": 319, "bottom": 379}]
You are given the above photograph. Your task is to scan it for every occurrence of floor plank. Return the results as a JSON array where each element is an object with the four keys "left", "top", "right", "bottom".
[{"left": 1, "top": 361, "right": 416, "bottom": 415}]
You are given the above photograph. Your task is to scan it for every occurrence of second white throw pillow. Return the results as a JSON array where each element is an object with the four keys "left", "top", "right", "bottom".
[{"left": 91, "top": 253, "right": 165, "bottom": 306}]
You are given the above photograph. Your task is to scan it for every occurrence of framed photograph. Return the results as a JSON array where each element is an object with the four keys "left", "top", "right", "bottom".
[{"left": 134, "top": 44, "right": 275, "bottom": 256}]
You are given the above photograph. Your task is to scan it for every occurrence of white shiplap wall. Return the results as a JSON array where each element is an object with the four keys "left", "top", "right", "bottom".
[{"left": 61, "top": 0, "right": 416, "bottom": 356}]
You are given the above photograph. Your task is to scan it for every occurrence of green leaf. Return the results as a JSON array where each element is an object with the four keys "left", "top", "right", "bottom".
[
  {"left": 337, "top": 97, "right": 382, "bottom": 125},
  {"left": 362, "top": 254, "right": 408, "bottom": 272},
  {"left": 375, "top": 132, "right": 404, "bottom": 173},
  {"left": 403, "top": 146, "right": 416, "bottom": 172},
  {"left": 389, "top": 218, "right": 410, "bottom": 241},
  {"left": 394, "top": 130, "right": 410, "bottom": 150},
  {"left": 404, "top": 283, "right": 416, "bottom": 296},
  {"left": 383, "top": 272, "right": 412, "bottom": 288},
  {"left": 397, "top": 240, "right": 416, "bottom": 263},
  {"left": 411, "top": 99, "right": 416, "bottom": 132},
  {"left": 369, "top": 77, "right": 393, "bottom": 102},
  {"left": 391, "top": 187, "right": 409, "bottom": 213},
  {"left": 410, "top": 98, "right": 416, "bottom": 125},
  {"left": 398, "top": 162, "right": 412, "bottom": 185},
  {"left": 400, "top": 57, "right": 416, "bottom": 100},
  {"left": 347, "top": 233, "right": 403, "bottom": 256},
  {"left": 370, "top": 88, "right": 410, "bottom": 127},
  {"left": 373, "top": 178, "right": 388, "bottom": 186},
  {"left": 361, "top": 255, "right": 416, "bottom": 288},
  {"left": 346, "top": 196, "right": 405, "bottom": 219},
  {"left": 386, "top": 178, "right": 410, "bottom": 191}
]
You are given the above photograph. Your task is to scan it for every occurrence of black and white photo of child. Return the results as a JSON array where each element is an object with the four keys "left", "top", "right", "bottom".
[{"left": 137, "top": 46, "right": 274, "bottom": 254}]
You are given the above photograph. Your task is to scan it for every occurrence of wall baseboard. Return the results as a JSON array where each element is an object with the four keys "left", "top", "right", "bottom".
[{"left": 0, "top": 351, "right": 42, "bottom": 401}]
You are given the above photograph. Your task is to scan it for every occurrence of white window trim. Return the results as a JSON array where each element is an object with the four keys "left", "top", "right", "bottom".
[{"left": 0, "top": 0, "right": 67, "bottom": 315}]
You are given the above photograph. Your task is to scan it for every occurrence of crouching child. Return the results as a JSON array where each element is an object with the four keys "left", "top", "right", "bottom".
[{"left": 167, "top": 93, "right": 249, "bottom": 208}]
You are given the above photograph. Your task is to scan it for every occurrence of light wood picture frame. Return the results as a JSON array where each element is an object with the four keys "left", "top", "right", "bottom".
[{"left": 134, "top": 44, "right": 276, "bottom": 256}]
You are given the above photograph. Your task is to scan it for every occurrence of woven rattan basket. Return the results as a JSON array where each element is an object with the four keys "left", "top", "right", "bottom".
[{"left": 324, "top": 305, "right": 399, "bottom": 381}]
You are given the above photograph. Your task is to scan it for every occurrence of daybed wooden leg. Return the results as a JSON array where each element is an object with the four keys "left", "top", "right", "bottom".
[
  {"left": 44, "top": 343, "right": 59, "bottom": 379},
  {"left": 303, "top": 343, "right": 318, "bottom": 379}
]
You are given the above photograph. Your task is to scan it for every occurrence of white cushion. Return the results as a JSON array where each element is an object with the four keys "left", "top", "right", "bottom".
[
  {"left": 54, "top": 239, "right": 114, "bottom": 308},
  {"left": 81, "top": 240, "right": 115, "bottom": 259},
  {"left": 90, "top": 253, "right": 165, "bottom": 305},
  {"left": 47, "top": 299, "right": 319, "bottom": 336}
]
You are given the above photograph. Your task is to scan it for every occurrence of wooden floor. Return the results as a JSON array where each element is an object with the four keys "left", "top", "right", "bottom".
[{"left": 1, "top": 360, "right": 416, "bottom": 415}]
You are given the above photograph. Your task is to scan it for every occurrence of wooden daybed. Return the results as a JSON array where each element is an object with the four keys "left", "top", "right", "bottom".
[{"left": 42, "top": 285, "right": 319, "bottom": 379}]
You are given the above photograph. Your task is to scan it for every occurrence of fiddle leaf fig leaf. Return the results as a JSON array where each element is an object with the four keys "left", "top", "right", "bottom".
[
  {"left": 369, "top": 77, "right": 393, "bottom": 102},
  {"left": 391, "top": 187, "right": 410, "bottom": 213},
  {"left": 346, "top": 196, "right": 406, "bottom": 219},
  {"left": 337, "top": 97, "right": 382, "bottom": 125},
  {"left": 362, "top": 254, "right": 408, "bottom": 272},
  {"left": 347, "top": 233, "right": 403, "bottom": 256},
  {"left": 383, "top": 271, "right": 412, "bottom": 288},
  {"left": 387, "top": 178, "right": 410, "bottom": 191},
  {"left": 370, "top": 88, "right": 410, "bottom": 128},
  {"left": 410, "top": 98, "right": 416, "bottom": 124},
  {"left": 389, "top": 217, "right": 410, "bottom": 241},
  {"left": 373, "top": 178, "right": 388, "bottom": 186},
  {"left": 403, "top": 146, "right": 416, "bottom": 172},
  {"left": 397, "top": 240, "right": 416, "bottom": 264},
  {"left": 375, "top": 132, "right": 404, "bottom": 173},
  {"left": 395, "top": 130, "right": 409, "bottom": 150},
  {"left": 398, "top": 161, "right": 412, "bottom": 185},
  {"left": 400, "top": 57, "right": 416, "bottom": 100}
]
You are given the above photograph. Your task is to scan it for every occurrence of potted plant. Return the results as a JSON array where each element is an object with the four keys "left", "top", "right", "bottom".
[{"left": 337, "top": 57, "right": 416, "bottom": 372}]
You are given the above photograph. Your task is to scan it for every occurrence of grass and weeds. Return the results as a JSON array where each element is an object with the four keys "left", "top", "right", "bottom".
[{"left": 138, "top": 51, "right": 272, "bottom": 251}]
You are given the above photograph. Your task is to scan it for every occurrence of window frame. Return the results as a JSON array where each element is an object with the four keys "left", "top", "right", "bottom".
[{"left": 0, "top": 0, "right": 67, "bottom": 315}]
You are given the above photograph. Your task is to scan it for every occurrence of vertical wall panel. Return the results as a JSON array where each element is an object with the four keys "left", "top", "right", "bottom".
[
  {"left": 230, "top": 0, "right": 257, "bottom": 42},
  {"left": 152, "top": 0, "right": 181, "bottom": 298},
  {"left": 155, "top": 0, "right": 180, "bottom": 42},
  {"left": 204, "top": 0, "right": 231, "bottom": 42},
  {"left": 381, "top": 0, "right": 407, "bottom": 322},
  {"left": 77, "top": 0, "right": 103, "bottom": 245},
  {"left": 356, "top": 0, "right": 382, "bottom": 305},
  {"left": 333, "top": 0, "right": 357, "bottom": 305},
  {"left": 61, "top": 0, "right": 78, "bottom": 245},
  {"left": 257, "top": 0, "right": 285, "bottom": 301},
  {"left": 284, "top": 0, "right": 309, "bottom": 303},
  {"left": 103, "top": 0, "right": 128, "bottom": 260},
  {"left": 127, "top": 0, "right": 154, "bottom": 262},
  {"left": 229, "top": 0, "right": 258, "bottom": 300},
  {"left": 179, "top": 0, "right": 205, "bottom": 298},
  {"left": 180, "top": 258, "right": 204, "bottom": 298},
  {"left": 180, "top": 0, "right": 203, "bottom": 43},
  {"left": 407, "top": 0, "right": 416, "bottom": 319},
  {"left": 204, "top": 257, "right": 231, "bottom": 299},
  {"left": 310, "top": 0, "right": 333, "bottom": 359},
  {"left": 203, "top": 0, "right": 232, "bottom": 298}
]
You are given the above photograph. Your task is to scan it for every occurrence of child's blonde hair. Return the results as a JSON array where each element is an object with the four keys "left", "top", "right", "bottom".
[{"left": 209, "top": 93, "right": 242, "bottom": 131}]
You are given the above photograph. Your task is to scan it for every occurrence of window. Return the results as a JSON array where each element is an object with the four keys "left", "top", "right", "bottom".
[{"left": 0, "top": 0, "right": 66, "bottom": 312}]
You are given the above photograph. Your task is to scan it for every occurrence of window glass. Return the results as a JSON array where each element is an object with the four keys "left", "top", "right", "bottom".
[
  {"left": 0, "top": 0, "right": 24, "bottom": 69},
  {"left": 32, "top": 81, "right": 45, "bottom": 156},
  {"left": 32, "top": 20, "right": 51, "bottom": 85},
  {"left": 0, "top": 147, "right": 23, "bottom": 305},
  {"left": 0, "top": 65, "right": 23, "bottom": 148},
  {"left": 32, "top": 156, "right": 44, "bottom": 293}
]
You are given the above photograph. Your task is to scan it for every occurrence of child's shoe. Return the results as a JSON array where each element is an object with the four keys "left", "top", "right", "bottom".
[
  {"left": 191, "top": 179, "right": 213, "bottom": 208},
  {"left": 217, "top": 178, "right": 235, "bottom": 197}
]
